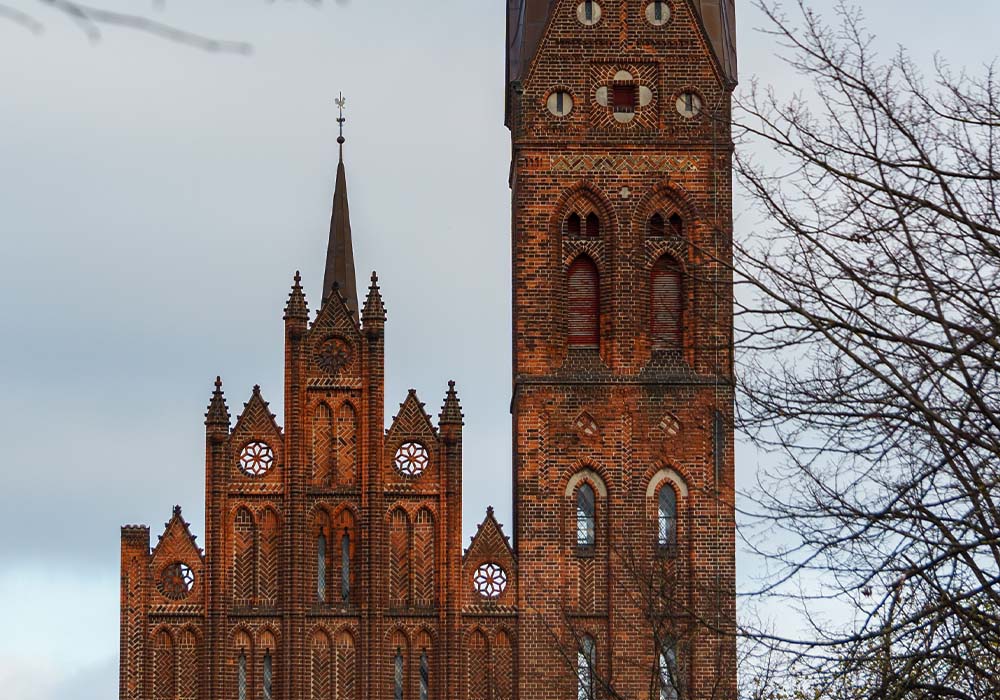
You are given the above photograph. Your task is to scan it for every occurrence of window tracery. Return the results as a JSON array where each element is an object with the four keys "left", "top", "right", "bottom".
[
  {"left": 394, "top": 442, "right": 429, "bottom": 477},
  {"left": 238, "top": 441, "right": 274, "bottom": 477},
  {"left": 473, "top": 562, "right": 508, "bottom": 599},
  {"left": 158, "top": 562, "right": 194, "bottom": 600}
]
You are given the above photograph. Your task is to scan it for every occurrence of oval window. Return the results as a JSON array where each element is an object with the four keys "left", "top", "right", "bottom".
[
  {"left": 547, "top": 91, "right": 574, "bottom": 117},
  {"left": 577, "top": 1, "right": 601, "bottom": 26},
  {"left": 676, "top": 92, "right": 702, "bottom": 118},
  {"left": 645, "top": 1, "right": 671, "bottom": 26}
]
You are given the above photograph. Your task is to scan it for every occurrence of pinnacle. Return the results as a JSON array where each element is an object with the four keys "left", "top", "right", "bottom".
[
  {"left": 283, "top": 270, "right": 309, "bottom": 321},
  {"left": 205, "top": 375, "right": 231, "bottom": 428},
  {"left": 362, "top": 269, "right": 387, "bottom": 323},
  {"left": 439, "top": 379, "right": 464, "bottom": 425},
  {"left": 173, "top": 504, "right": 183, "bottom": 517}
]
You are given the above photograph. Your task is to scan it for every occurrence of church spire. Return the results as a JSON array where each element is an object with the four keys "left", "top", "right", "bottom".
[{"left": 322, "top": 93, "right": 359, "bottom": 319}]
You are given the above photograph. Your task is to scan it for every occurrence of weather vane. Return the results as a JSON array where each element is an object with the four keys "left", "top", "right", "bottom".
[{"left": 335, "top": 92, "right": 346, "bottom": 146}]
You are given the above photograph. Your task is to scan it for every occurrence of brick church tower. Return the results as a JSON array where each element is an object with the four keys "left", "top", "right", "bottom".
[
  {"left": 119, "top": 3, "right": 736, "bottom": 699},
  {"left": 505, "top": 1, "right": 737, "bottom": 698}
]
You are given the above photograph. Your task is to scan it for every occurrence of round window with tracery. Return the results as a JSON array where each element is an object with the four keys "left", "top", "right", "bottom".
[
  {"left": 159, "top": 562, "right": 195, "bottom": 599},
  {"left": 393, "top": 442, "right": 429, "bottom": 477},
  {"left": 473, "top": 562, "right": 508, "bottom": 599},
  {"left": 239, "top": 441, "right": 275, "bottom": 477}
]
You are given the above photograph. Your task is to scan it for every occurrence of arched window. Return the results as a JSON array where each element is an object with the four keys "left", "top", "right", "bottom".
[
  {"left": 393, "top": 646, "right": 405, "bottom": 700},
  {"left": 576, "top": 483, "right": 596, "bottom": 549},
  {"left": 651, "top": 256, "right": 683, "bottom": 349},
  {"left": 341, "top": 531, "right": 351, "bottom": 602},
  {"left": 468, "top": 630, "right": 489, "bottom": 700},
  {"left": 334, "top": 631, "right": 357, "bottom": 700},
  {"left": 567, "top": 257, "right": 600, "bottom": 347},
  {"left": 669, "top": 213, "right": 683, "bottom": 236},
  {"left": 419, "top": 650, "right": 430, "bottom": 700},
  {"left": 577, "top": 635, "right": 595, "bottom": 700},
  {"left": 310, "top": 632, "right": 331, "bottom": 700},
  {"left": 262, "top": 651, "right": 273, "bottom": 700},
  {"left": 317, "top": 533, "right": 327, "bottom": 601},
  {"left": 658, "top": 486, "right": 677, "bottom": 549},
  {"left": 567, "top": 213, "right": 582, "bottom": 237},
  {"left": 585, "top": 212, "right": 600, "bottom": 237},
  {"left": 237, "top": 651, "right": 248, "bottom": 700},
  {"left": 152, "top": 630, "right": 175, "bottom": 700},
  {"left": 493, "top": 631, "right": 514, "bottom": 700},
  {"left": 659, "top": 639, "right": 680, "bottom": 700},
  {"left": 649, "top": 213, "right": 665, "bottom": 238}
]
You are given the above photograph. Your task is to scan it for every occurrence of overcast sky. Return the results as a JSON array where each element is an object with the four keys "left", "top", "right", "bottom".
[{"left": 2, "top": 1, "right": 999, "bottom": 698}]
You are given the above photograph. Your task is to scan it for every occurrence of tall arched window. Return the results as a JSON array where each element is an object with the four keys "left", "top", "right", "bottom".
[
  {"left": 317, "top": 533, "right": 327, "bottom": 601},
  {"left": 393, "top": 646, "right": 405, "bottom": 700},
  {"left": 658, "top": 486, "right": 677, "bottom": 550},
  {"left": 262, "top": 651, "right": 273, "bottom": 700},
  {"left": 419, "top": 650, "right": 430, "bottom": 700},
  {"left": 237, "top": 651, "right": 248, "bottom": 700},
  {"left": 341, "top": 531, "right": 351, "bottom": 602},
  {"left": 649, "top": 213, "right": 665, "bottom": 238},
  {"left": 568, "top": 256, "right": 600, "bottom": 348},
  {"left": 585, "top": 212, "right": 600, "bottom": 237},
  {"left": 659, "top": 638, "right": 680, "bottom": 700},
  {"left": 576, "top": 483, "right": 596, "bottom": 548},
  {"left": 669, "top": 213, "right": 684, "bottom": 237},
  {"left": 577, "top": 635, "right": 595, "bottom": 700},
  {"left": 651, "top": 256, "right": 683, "bottom": 349}
]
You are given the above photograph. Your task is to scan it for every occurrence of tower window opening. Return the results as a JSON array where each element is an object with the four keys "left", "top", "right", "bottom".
[
  {"left": 658, "top": 486, "right": 677, "bottom": 550},
  {"left": 576, "top": 483, "right": 596, "bottom": 549},
  {"left": 567, "top": 257, "right": 600, "bottom": 348},
  {"left": 567, "top": 213, "right": 582, "bottom": 237},
  {"left": 585, "top": 212, "right": 600, "bottom": 238},
  {"left": 237, "top": 651, "right": 247, "bottom": 700},
  {"left": 649, "top": 213, "right": 665, "bottom": 238},
  {"left": 577, "top": 0, "right": 601, "bottom": 25},
  {"left": 263, "top": 651, "right": 273, "bottom": 700},
  {"left": 659, "top": 640, "right": 680, "bottom": 700},
  {"left": 577, "top": 635, "right": 595, "bottom": 700},
  {"left": 341, "top": 531, "right": 351, "bottom": 602}
]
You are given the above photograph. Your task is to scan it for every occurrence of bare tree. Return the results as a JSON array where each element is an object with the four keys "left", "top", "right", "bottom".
[
  {"left": 734, "top": 1, "right": 1000, "bottom": 698},
  {"left": 0, "top": 0, "right": 337, "bottom": 52}
]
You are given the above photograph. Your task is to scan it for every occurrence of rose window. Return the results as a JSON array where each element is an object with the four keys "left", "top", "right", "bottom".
[
  {"left": 316, "top": 336, "right": 352, "bottom": 375},
  {"left": 473, "top": 562, "right": 508, "bottom": 599},
  {"left": 159, "top": 562, "right": 194, "bottom": 600},
  {"left": 393, "top": 442, "right": 429, "bottom": 477},
  {"left": 239, "top": 441, "right": 275, "bottom": 477}
]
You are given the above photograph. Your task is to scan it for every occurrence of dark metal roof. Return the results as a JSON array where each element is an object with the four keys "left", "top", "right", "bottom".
[
  {"left": 505, "top": 0, "right": 737, "bottom": 87},
  {"left": 322, "top": 148, "right": 359, "bottom": 320}
]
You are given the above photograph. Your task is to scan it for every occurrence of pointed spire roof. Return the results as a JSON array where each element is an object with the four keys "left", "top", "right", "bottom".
[
  {"left": 323, "top": 100, "right": 359, "bottom": 320},
  {"left": 205, "top": 376, "right": 231, "bottom": 428}
]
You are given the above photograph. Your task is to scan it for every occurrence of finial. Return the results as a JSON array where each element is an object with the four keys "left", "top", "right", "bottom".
[
  {"left": 371, "top": 270, "right": 378, "bottom": 284},
  {"left": 335, "top": 91, "right": 346, "bottom": 157},
  {"left": 214, "top": 375, "right": 223, "bottom": 391},
  {"left": 294, "top": 270, "right": 301, "bottom": 284},
  {"left": 173, "top": 504, "right": 182, "bottom": 517}
]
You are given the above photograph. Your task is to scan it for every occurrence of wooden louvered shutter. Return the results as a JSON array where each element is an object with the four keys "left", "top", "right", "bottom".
[
  {"left": 651, "top": 257, "right": 683, "bottom": 348},
  {"left": 567, "top": 257, "right": 599, "bottom": 347}
]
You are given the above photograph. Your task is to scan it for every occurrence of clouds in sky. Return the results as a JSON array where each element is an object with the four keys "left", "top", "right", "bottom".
[{"left": 2, "top": 0, "right": 998, "bottom": 697}]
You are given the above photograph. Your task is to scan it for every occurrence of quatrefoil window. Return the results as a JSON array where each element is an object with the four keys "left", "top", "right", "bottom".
[
  {"left": 394, "top": 442, "right": 429, "bottom": 477},
  {"left": 239, "top": 441, "right": 275, "bottom": 477},
  {"left": 473, "top": 562, "right": 508, "bottom": 599},
  {"left": 595, "top": 70, "right": 653, "bottom": 123},
  {"left": 159, "top": 562, "right": 194, "bottom": 600}
]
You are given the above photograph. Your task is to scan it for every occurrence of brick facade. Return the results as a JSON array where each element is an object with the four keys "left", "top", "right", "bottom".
[{"left": 120, "top": 2, "right": 736, "bottom": 698}]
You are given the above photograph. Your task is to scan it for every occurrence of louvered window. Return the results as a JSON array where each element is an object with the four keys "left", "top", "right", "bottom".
[
  {"left": 568, "top": 257, "right": 600, "bottom": 347},
  {"left": 651, "top": 256, "right": 683, "bottom": 349}
]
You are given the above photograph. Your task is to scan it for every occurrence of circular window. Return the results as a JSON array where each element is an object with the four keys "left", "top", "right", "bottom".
[
  {"left": 546, "top": 91, "right": 574, "bottom": 117},
  {"left": 316, "top": 335, "right": 352, "bottom": 375},
  {"left": 473, "top": 562, "right": 508, "bottom": 599},
  {"left": 239, "top": 441, "right": 275, "bottom": 477},
  {"left": 576, "top": 1, "right": 601, "bottom": 25},
  {"left": 676, "top": 92, "right": 702, "bottom": 118},
  {"left": 645, "top": 1, "right": 671, "bottom": 26},
  {"left": 394, "top": 442, "right": 429, "bottom": 477},
  {"left": 159, "top": 562, "right": 194, "bottom": 599}
]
